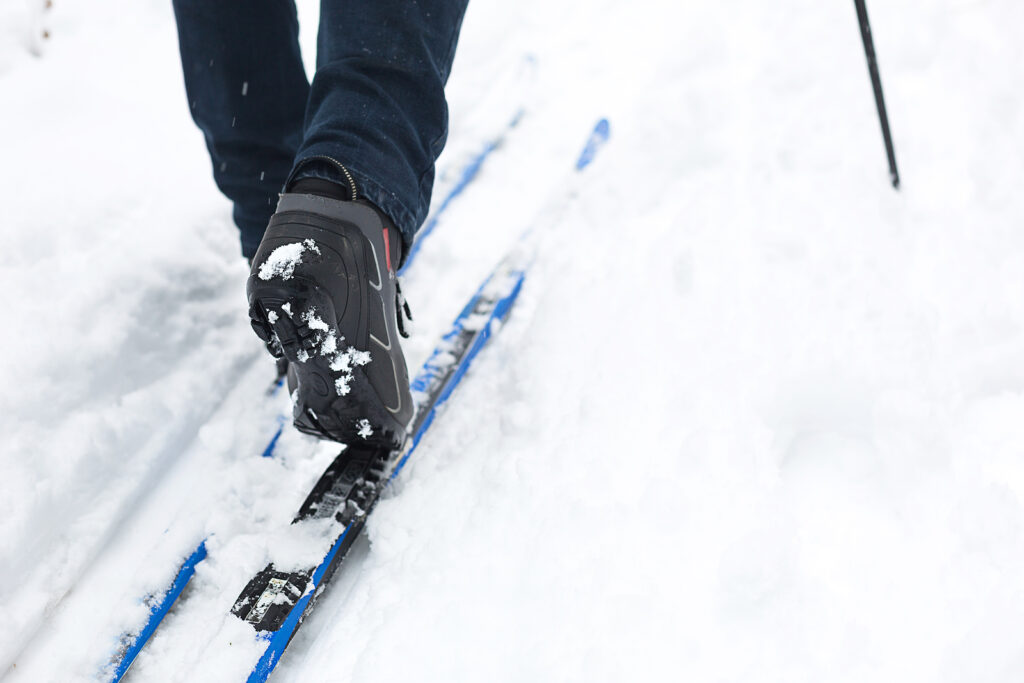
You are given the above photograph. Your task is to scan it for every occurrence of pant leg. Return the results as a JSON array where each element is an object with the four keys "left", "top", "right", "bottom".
[
  {"left": 292, "top": 0, "right": 470, "bottom": 251},
  {"left": 172, "top": 0, "right": 309, "bottom": 259}
]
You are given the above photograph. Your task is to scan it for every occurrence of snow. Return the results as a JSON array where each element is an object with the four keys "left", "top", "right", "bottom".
[
  {"left": 301, "top": 310, "right": 330, "bottom": 333},
  {"left": 264, "top": 517, "right": 341, "bottom": 572},
  {"left": 293, "top": 309, "right": 371, "bottom": 395},
  {"left": 257, "top": 239, "right": 320, "bottom": 281},
  {"left": 4, "top": 0, "right": 1024, "bottom": 681},
  {"left": 333, "top": 346, "right": 372, "bottom": 397}
]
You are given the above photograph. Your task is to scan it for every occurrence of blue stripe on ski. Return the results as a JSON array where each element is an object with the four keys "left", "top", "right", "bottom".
[
  {"left": 575, "top": 118, "right": 610, "bottom": 171},
  {"left": 261, "top": 416, "right": 286, "bottom": 459},
  {"left": 396, "top": 270, "right": 525, "bottom": 480},
  {"left": 107, "top": 540, "right": 207, "bottom": 681},
  {"left": 400, "top": 109, "right": 524, "bottom": 275}
]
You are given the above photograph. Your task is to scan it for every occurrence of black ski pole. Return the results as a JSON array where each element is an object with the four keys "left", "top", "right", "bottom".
[{"left": 853, "top": 0, "right": 900, "bottom": 189}]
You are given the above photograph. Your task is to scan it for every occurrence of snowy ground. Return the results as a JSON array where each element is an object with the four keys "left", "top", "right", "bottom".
[{"left": 3, "top": 0, "right": 1024, "bottom": 680}]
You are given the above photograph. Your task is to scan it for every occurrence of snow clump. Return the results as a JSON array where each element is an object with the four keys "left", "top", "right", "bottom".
[
  {"left": 258, "top": 239, "right": 320, "bottom": 281},
  {"left": 297, "top": 308, "right": 371, "bottom": 396},
  {"left": 331, "top": 348, "right": 371, "bottom": 396}
]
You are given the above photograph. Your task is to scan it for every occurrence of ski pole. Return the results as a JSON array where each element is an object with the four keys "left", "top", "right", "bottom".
[{"left": 853, "top": 0, "right": 900, "bottom": 189}]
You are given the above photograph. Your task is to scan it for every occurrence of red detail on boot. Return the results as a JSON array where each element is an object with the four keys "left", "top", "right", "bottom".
[{"left": 382, "top": 227, "right": 393, "bottom": 274}]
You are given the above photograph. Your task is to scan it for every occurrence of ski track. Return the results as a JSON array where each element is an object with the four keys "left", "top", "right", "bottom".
[{"left": 5, "top": 0, "right": 1024, "bottom": 681}]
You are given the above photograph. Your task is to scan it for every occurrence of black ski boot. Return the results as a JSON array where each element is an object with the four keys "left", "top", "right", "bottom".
[{"left": 247, "top": 172, "right": 414, "bottom": 449}]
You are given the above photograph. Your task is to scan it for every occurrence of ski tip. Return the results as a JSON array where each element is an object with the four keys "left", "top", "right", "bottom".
[{"left": 575, "top": 118, "right": 611, "bottom": 171}]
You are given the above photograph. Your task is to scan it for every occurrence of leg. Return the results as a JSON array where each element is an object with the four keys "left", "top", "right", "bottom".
[
  {"left": 291, "top": 0, "right": 470, "bottom": 254},
  {"left": 172, "top": 0, "right": 310, "bottom": 259},
  {"left": 246, "top": 0, "right": 469, "bottom": 445}
]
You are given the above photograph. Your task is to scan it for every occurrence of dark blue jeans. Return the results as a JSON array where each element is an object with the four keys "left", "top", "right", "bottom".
[{"left": 172, "top": 0, "right": 469, "bottom": 259}]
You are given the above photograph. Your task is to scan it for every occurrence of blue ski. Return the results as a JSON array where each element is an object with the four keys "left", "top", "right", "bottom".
[
  {"left": 235, "top": 117, "right": 610, "bottom": 683},
  {"left": 101, "top": 105, "right": 528, "bottom": 683}
]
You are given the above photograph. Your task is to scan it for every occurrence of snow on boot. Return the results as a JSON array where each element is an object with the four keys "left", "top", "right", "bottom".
[{"left": 247, "top": 178, "right": 413, "bottom": 449}]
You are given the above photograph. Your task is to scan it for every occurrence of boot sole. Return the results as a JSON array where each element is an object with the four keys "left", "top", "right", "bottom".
[{"left": 249, "top": 278, "right": 403, "bottom": 447}]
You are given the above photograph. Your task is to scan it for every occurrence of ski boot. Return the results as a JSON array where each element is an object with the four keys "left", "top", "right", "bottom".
[{"left": 247, "top": 171, "right": 413, "bottom": 449}]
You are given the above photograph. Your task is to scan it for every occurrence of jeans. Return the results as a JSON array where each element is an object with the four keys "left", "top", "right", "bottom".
[{"left": 172, "top": 0, "right": 469, "bottom": 259}]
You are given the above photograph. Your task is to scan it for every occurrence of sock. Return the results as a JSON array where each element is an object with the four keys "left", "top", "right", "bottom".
[{"left": 290, "top": 176, "right": 352, "bottom": 201}]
